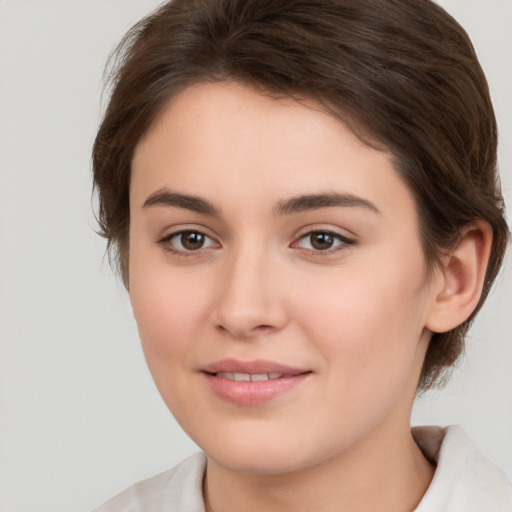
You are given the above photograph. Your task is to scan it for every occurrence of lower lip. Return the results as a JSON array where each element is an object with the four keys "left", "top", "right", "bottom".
[{"left": 203, "top": 373, "right": 310, "bottom": 406}]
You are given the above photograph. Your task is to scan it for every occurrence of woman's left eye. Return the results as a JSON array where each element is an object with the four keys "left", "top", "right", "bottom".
[{"left": 293, "top": 231, "right": 354, "bottom": 252}]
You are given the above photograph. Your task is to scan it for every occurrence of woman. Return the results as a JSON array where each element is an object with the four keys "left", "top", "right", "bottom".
[{"left": 92, "top": 0, "right": 511, "bottom": 510}]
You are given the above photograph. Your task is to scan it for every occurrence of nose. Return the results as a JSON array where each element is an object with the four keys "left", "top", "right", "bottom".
[{"left": 212, "top": 245, "right": 288, "bottom": 339}]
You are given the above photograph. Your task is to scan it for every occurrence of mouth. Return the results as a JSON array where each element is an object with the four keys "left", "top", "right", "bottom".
[{"left": 201, "top": 359, "right": 312, "bottom": 405}]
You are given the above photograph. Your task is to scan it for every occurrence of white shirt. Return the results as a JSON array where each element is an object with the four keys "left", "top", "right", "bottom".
[{"left": 93, "top": 425, "right": 512, "bottom": 511}]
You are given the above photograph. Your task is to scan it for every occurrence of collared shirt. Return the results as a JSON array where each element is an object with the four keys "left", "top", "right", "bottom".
[{"left": 93, "top": 425, "right": 512, "bottom": 511}]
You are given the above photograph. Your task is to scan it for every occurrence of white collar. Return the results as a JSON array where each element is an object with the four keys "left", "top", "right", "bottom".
[{"left": 413, "top": 425, "right": 512, "bottom": 511}]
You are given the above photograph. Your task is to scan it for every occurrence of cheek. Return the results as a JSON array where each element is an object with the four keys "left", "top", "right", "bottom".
[
  {"left": 292, "top": 256, "right": 430, "bottom": 383},
  {"left": 128, "top": 262, "right": 216, "bottom": 416},
  {"left": 129, "top": 250, "right": 210, "bottom": 365}
]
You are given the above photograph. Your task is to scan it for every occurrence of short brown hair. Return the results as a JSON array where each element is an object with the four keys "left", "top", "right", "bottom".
[{"left": 92, "top": 0, "right": 508, "bottom": 390}]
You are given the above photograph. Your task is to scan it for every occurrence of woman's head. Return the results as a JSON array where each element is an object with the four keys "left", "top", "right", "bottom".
[
  {"left": 93, "top": 0, "right": 508, "bottom": 391},
  {"left": 126, "top": 81, "right": 442, "bottom": 473}
]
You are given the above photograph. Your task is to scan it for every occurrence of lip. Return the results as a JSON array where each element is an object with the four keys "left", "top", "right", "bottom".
[{"left": 201, "top": 359, "right": 311, "bottom": 406}]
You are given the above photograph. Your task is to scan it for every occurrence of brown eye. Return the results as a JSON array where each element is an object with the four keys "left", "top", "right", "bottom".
[
  {"left": 159, "top": 230, "right": 218, "bottom": 254},
  {"left": 310, "top": 232, "right": 335, "bottom": 250},
  {"left": 293, "top": 230, "right": 354, "bottom": 254},
  {"left": 180, "top": 231, "right": 206, "bottom": 250}
]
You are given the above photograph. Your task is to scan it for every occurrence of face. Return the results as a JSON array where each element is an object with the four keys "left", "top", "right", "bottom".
[{"left": 129, "top": 82, "right": 437, "bottom": 475}]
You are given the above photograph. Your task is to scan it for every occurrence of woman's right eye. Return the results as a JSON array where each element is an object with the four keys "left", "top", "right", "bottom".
[{"left": 158, "top": 230, "right": 218, "bottom": 255}]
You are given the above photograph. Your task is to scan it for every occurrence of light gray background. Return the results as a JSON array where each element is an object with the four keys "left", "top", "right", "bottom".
[{"left": 0, "top": 1, "right": 510, "bottom": 510}]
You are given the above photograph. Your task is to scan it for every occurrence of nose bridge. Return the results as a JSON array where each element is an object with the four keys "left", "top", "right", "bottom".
[{"left": 213, "top": 237, "right": 286, "bottom": 338}]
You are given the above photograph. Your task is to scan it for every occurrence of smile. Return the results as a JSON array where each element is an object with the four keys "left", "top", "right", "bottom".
[{"left": 201, "top": 359, "right": 311, "bottom": 406}]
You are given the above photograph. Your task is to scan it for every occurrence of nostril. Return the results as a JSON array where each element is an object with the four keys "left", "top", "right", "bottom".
[{"left": 253, "top": 324, "right": 274, "bottom": 333}]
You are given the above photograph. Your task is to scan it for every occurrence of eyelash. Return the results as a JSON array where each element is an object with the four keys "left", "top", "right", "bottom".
[{"left": 157, "top": 229, "right": 355, "bottom": 258}]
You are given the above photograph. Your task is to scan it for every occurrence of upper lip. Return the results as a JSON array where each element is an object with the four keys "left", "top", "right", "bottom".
[{"left": 201, "top": 358, "right": 310, "bottom": 375}]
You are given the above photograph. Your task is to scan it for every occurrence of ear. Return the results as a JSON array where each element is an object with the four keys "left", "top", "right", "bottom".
[{"left": 426, "top": 221, "right": 493, "bottom": 333}]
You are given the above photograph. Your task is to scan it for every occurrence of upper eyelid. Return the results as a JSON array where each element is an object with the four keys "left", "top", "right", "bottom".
[
  {"left": 297, "top": 228, "right": 351, "bottom": 238},
  {"left": 162, "top": 229, "right": 214, "bottom": 240},
  {"left": 293, "top": 230, "right": 354, "bottom": 246},
  {"left": 293, "top": 224, "right": 357, "bottom": 241},
  {"left": 158, "top": 225, "right": 219, "bottom": 241}
]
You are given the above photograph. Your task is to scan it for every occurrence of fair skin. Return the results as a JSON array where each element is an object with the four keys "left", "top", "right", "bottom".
[{"left": 128, "top": 82, "right": 492, "bottom": 512}]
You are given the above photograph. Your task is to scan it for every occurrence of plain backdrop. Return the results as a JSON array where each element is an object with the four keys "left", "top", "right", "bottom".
[{"left": 0, "top": 0, "right": 510, "bottom": 510}]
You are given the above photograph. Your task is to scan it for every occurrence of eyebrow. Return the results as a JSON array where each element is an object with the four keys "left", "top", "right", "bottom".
[
  {"left": 142, "top": 189, "right": 380, "bottom": 216},
  {"left": 143, "top": 189, "right": 220, "bottom": 215},
  {"left": 273, "top": 192, "right": 380, "bottom": 216}
]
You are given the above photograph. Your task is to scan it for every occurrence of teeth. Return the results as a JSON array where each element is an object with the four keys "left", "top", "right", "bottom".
[
  {"left": 216, "top": 372, "right": 284, "bottom": 381},
  {"left": 250, "top": 373, "right": 268, "bottom": 381},
  {"left": 216, "top": 372, "right": 235, "bottom": 380}
]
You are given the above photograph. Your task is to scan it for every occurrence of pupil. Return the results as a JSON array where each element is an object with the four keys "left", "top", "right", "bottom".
[
  {"left": 181, "top": 231, "right": 204, "bottom": 250},
  {"left": 311, "top": 232, "right": 334, "bottom": 250}
]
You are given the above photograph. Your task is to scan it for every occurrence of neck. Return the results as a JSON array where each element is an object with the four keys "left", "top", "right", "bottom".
[{"left": 203, "top": 422, "right": 435, "bottom": 512}]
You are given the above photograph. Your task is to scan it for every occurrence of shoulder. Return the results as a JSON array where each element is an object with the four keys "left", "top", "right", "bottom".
[
  {"left": 91, "top": 452, "right": 207, "bottom": 512},
  {"left": 413, "top": 425, "right": 512, "bottom": 512}
]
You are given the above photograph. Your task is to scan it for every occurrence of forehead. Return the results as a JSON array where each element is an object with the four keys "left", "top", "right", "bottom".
[{"left": 131, "top": 82, "right": 417, "bottom": 224}]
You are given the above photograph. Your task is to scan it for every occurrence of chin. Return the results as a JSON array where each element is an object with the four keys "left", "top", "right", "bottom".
[
  {"left": 208, "top": 449, "right": 309, "bottom": 475},
  {"left": 198, "top": 429, "right": 326, "bottom": 475}
]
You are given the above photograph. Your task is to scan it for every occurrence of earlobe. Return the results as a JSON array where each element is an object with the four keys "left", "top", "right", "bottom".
[{"left": 426, "top": 221, "right": 493, "bottom": 333}]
